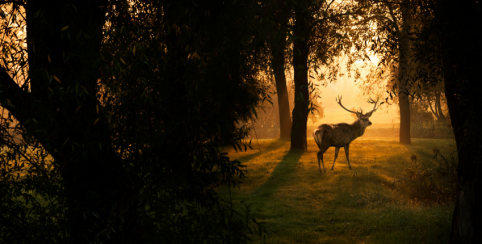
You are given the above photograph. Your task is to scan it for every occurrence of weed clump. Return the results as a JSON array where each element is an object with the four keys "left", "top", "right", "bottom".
[{"left": 399, "top": 148, "right": 457, "bottom": 204}]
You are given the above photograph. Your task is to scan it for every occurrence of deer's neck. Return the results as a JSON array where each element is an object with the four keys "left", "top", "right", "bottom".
[{"left": 350, "top": 120, "right": 366, "bottom": 139}]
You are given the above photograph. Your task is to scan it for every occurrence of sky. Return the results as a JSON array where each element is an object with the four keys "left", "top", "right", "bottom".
[{"left": 309, "top": 60, "right": 400, "bottom": 127}]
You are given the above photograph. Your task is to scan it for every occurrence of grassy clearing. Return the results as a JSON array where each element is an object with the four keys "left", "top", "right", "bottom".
[{"left": 219, "top": 138, "right": 456, "bottom": 243}]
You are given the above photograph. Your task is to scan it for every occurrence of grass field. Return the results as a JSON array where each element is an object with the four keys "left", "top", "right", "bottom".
[{"left": 218, "top": 138, "right": 456, "bottom": 244}]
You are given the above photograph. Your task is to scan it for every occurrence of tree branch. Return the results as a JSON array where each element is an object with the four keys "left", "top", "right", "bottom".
[
  {"left": 387, "top": 2, "right": 400, "bottom": 35},
  {"left": 324, "top": 0, "right": 335, "bottom": 13},
  {"left": 353, "top": 14, "right": 395, "bottom": 27},
  {"left": 373, "top": 0, "right": 404, "bottom": 4},
  {"left": 0, "top": 67, "right": 31, "bottom": 122},
  {"left": 427, "top": 95, "right": 437, "bottom": 117},
  {"left": 0, "top": 1, "right": 26, "bottom": 7},
  {"left": 312, "top": 4, "right": 372, "bottom": 28}
]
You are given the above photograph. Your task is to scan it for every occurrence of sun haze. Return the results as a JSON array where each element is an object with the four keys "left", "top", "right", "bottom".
[{"left": 311, "top": 61, "right": 399, "bottom": 128}]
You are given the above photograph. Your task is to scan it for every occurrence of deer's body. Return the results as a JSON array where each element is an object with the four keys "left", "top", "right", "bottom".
[
  {"left": 315, "top": 121, "right": 367, "bottom": 147},
  {"left": 313, "top": 96, "right": 379, "bottom": 173}
]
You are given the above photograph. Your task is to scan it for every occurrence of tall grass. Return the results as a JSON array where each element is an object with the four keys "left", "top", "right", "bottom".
[{"left": 219, "top": 138, "right": 456, "bottom": 243}]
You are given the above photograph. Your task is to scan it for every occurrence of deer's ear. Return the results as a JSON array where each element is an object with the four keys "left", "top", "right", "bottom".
[{"left": 365, "top": 111, "right": 374, "bottom": 117}]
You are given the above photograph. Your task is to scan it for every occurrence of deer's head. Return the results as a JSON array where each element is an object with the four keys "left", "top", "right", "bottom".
[{"left": 336, "top": 96, "right": 379, "bottom": 128}]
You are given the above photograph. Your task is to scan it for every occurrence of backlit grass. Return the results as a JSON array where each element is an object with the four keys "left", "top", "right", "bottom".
[{"left": 219, "top": 138, "right": 456, "bottom": 243}]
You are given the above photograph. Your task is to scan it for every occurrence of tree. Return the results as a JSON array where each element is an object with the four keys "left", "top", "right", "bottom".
[
  {"left": 290, "top": 0, "right": 312, "bottom": 151},
  {"left": 0, "top": 0, "right": 269, "bottom": 243},
  {"left": 348, "top": 0, "right": 415, "bottom": 144},
  {"left": 260, "top": 0, "right": 334, "bottom": 143},
  {"left": 431, "top": 1, "right": 482, "bottom": 242},
  {"left": 250, "top": 76, "right": 325, "bottom": 139},
  {"left": 2, "top": 1, "right": 126, "bottom": 242},
  {"left": 289, "top": 0, "right": 361, "bottom": 151},
  {"left": 395, "top": 0, "right": 412, "bottom": 144},
  {"left": 411, "top": 0, "right": 482, "bottom": 241},
  {"left": 265, "top": 0, "right": 292, "bottom": 140},
  {"left": 427, "top": 88, "right": 447, "bottom": 124}
]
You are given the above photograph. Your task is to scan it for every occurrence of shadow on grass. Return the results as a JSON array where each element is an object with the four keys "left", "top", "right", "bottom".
[
  {"left": 248, "top": 149, "right": 303, "bottom": 204},
  {"left": 326, "top": 169, "right": 394, "bottom": 210},
  {"left": 236, "top": 139, "right": 290, "bottom": 163}
]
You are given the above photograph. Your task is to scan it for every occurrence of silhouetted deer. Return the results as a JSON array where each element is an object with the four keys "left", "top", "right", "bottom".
[{"left": 313, "top": 96, "right": 379, "bottom": 172}]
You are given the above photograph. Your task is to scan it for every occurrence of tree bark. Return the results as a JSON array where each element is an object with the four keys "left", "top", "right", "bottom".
[
  {"left": 444, "top": 55, "right": 480, "bottom": 244},
  {"left": 271, "top": 26, "right": 291, "bottom": 140},
  {"left": 397, "top": 1, "right": 411, "bottom": 145},
  {"left": 290, "top": 1, "right": 310, "bottom": 151},
  {"left": 434, "top": 91, "right": 446, "bottom": 122},
  {"left": 3, "top": 1, "right": 135, "bottom": 243},
  {"left": 436, "top": 0, "right": 482, "bottom": 242}
]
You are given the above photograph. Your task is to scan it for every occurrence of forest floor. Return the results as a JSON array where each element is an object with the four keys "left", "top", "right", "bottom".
[{"left": 218, "top": 138, "right": 457, "bottom": 244}]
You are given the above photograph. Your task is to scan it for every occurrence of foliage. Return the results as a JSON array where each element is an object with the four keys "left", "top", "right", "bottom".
[
  {"left": 400, "top": 150, "right": 457, "bottom": 204},
  {"left": 250, "top": 78, "right": 325, "bottom": 139},
  {"left": 0, "top": 0, "right": 270, "bottom": 243},
  {"left": 351, "top": 0, "right": 450, "bottom": 123}
]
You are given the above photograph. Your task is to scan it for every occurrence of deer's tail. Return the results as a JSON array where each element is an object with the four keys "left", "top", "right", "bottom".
[{"left": 313, "top": 129, "right": 323, "bottom": 149}]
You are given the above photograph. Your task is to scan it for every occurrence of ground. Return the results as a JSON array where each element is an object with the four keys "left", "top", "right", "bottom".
[{"left": 219, "top": 137, "right": 456, "bottom": 244}]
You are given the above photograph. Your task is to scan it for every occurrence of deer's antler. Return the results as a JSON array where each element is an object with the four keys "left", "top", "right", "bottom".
[
  {"left": 365, "top": 96, "right": 379, "bottom": 117},
  {"left": 336, "top": 95, "right": 359, "bottom": 115}
]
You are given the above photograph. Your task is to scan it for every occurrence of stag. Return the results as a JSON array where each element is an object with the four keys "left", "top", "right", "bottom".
[{"left": 313, "top": 96, "right": 379, "bottom": 172}]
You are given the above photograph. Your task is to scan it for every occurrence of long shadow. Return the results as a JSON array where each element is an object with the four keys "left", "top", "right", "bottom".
[
  {"left": 248, "top": 149, "right": 303, "bottom": 204},
  {"left": 236, "top": 139, "right": 289, "bottom": 163}
]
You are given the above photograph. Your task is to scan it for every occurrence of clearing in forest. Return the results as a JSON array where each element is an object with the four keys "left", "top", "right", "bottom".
[{"left": 219, "top": 138, "right": 456, "bottom": 244}]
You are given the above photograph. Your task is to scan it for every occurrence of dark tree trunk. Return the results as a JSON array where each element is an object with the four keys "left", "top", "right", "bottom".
[
  {"left": 20, "top": 1, "right": 134, "bottom": 243},
  {"left": 271, "top": 27, "right": 291, "bottom": 140},
  {"left": 444, "top": 54, "right": 481, "bottom": 244},
  {"left": 290, "top": 1, "right": 310, "bottom": 151},
  {"left": 434, "top": 91, "right": 446, "bottom": 122},
  {"left": 428, "top": 91, "right": 446, "bottom": 123},
  {"left": 398, "top": 1, "right": 411, "bottom": 145},
  {"left": 436, "top": 0, "right": 482, "bottom": 243}
]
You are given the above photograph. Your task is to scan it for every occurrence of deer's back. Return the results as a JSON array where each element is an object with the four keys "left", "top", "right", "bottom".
[{"left": 317, "top": 123, "right": 354, "bottom": 147}]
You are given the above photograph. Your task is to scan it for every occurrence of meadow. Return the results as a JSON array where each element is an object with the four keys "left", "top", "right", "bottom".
[{"left": 219, "top": 137, "right": 456, "bottom": 244}]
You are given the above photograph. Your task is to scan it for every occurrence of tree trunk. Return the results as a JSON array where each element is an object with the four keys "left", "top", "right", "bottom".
[
  {"left": 434, "top": 91, "right": 446, "bottom": 122},
  {"left": 437, "top": 0, "right": 482, "bottom": 243},
  {"left": 271, "top": 26, "right": 291, "bottom": 140},
  {"left": 22, "top": 1, "right": 135, "bottom": 243},
  {"left": 398, "top": 2, "right": 411, "bottom": 145},
  {"left": 444, "top": 54, "right": 481, "bottom": 244},
  {"left": 436, "top": 1, "right": 482, "bottom": 243},
  {"left": 290, "top": 1, "right": 310, "bottom": 151}
]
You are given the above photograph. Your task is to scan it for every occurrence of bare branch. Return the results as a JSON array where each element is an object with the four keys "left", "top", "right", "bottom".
[{"left": 0, "top": 67, "right": 31, "bottom": 122}]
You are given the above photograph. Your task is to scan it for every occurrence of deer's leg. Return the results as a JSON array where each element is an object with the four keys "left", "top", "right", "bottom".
[
  {"left": 344, "top": 145, "right": 352, "bottom": 169},
  {"left": 317, "top": 151, "right": 324, "bottom": 173},
  {"left": 317, "top": 145, "right": 329, "bottom": 173},
  {"left": 331, "top": 147, "right": 340, "bottom": 171}
]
